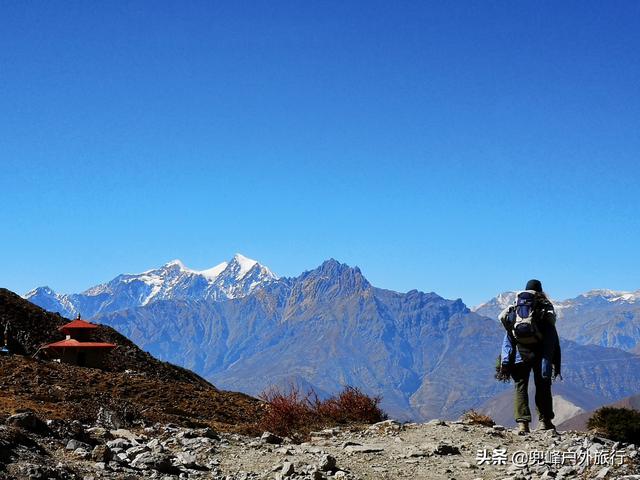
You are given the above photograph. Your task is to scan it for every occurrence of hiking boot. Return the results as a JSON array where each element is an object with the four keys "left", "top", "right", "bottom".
[
  {"left": 538, "top": 419, "right": 556, "bottom": 431},
  {"left": 517, "top": 422, "right": 530, "bottom": 434}
]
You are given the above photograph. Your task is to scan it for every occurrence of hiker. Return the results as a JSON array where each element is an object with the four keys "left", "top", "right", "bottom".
[{"left": 498, "top": 279, "right": 561, "bottom": 433}]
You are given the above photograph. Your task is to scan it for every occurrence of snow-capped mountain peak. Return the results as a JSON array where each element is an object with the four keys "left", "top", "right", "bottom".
[
  {"left": 471, "top": 291, "right": 516, "bottom": 318},
  {"left": 24, "top": 254, "right": 280, "bottom": 318},
  {"left": 473, "top": 287, "right": 640, "bottom": 326},
  {"left": 578, "top": 289, "right": 640, "bottom": 303},
  {"left": 220, "top": 253, "right": 278, "bottom": 282},
  {"left": 24, "top": 286, "right": 55, "bottom": 298},
  {"left": 197, "top": 261, "right": 229, "bottom": 280},
  {"left": 163, "top": 259, "right": 187, "bottom": 270},
  {"left": 230, "top": 253, "right": 258, "bottom": 279}
]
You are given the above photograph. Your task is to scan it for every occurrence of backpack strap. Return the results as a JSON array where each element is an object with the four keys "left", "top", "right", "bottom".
[{"left": 499, "top": 306, "right": 518, "bottom": 365}]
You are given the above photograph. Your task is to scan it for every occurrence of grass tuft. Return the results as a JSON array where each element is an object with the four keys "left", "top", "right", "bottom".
[{"left": 461, "top": 409, "right": 495, "bottom": 427}]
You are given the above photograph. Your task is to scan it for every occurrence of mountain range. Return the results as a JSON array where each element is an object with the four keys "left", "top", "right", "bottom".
[
  {"left": 25, "top": 254, "right": 640, "bottom": 423},
  {"left": 26, "top": 253, "right": 278, "bottom": 319}
]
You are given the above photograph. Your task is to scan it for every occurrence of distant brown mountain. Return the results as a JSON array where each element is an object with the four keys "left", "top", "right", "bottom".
[
  {"left": 479, "top": 382, "right": 606, "bottom": 429},
  {"left": 558, "top": 393, "right": 640, "bottom": 432}
]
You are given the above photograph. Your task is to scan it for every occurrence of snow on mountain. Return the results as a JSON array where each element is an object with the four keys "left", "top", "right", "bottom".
[
  {"left": 471, "top": 291, "right": 516, "bottom": 319},
  {"left": 474, "top": 288, "right": 640, "bottom": 352},
  {"left": 198, "top": 262, "right": 229, "bottom": 280},
  {"left": 229, "top": 253, "right": 258, "bottom": 278},
  {"left": 24, "top": 286, "right": 81, "bottom": 318},
  {"left": 24, "top": 254, "right": 278, "bottom": 318},
  {"left": 473, "top": 288, "right": 640, "bottom": 320},
  {"left": 561, "top": 288, "right": 640, "bottom": 305}
]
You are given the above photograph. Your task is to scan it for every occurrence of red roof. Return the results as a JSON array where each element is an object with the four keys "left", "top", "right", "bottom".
[
  {"left": 58, "top": 319, "right": 98, "bottom": 332},
  {"left": 44, "top": 339, "right": 116, "bottom": 349}
]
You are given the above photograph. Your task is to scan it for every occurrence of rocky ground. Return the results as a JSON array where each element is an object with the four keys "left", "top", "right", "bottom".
[{"left": 1, "top": 413, "right": 638, "bottom": 480}]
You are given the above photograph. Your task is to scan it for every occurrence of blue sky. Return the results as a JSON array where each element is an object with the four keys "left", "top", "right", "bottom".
[{"left": 1, "top": 1, "right": 639, "bottom": 306}]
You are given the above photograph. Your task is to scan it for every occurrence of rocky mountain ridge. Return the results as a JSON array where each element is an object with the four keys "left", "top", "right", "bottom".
[
  {"left": 27, "top": 256, "right": 640, "bottom": 356},
  {"left": 3, "top": 286, "right": 639, "bottom": 479}
]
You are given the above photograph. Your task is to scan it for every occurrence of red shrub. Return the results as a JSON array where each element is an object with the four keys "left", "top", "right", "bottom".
[
  {"left": 317, "top": 386, "right": 386, "bottom": 424},
  {"left": 258, "top": 384, "right": 315, "bottom": 437},
  {"left": 257, "top": 384, "right": 386, "bottom": 439}
]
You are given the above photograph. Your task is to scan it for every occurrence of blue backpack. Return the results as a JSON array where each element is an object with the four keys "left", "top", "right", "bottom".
[{"left": 502, "top": 290, "right": 543, "bottom": 345}]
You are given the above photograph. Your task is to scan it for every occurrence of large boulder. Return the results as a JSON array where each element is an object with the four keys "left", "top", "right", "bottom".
[
  {"left": 130, "top": 451, "right": 178, "bottom": 474},
  {"left": 5, "top": 412, "right": 45, "bottom": 432}
]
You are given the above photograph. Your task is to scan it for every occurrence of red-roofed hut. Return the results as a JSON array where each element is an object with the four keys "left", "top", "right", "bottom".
[
  {"left": 43, "top": 315, "right": 116, "bottom": 368},
  {"left": 58, "top": 317, "right": 98, "bottom": 341}
]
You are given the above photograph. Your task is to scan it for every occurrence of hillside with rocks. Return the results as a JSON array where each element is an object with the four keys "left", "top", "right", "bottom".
[
  {"left": 92, "top": 260, "right": 507, "bottom": 420},
  {"left": 0, "top": 288, "right": 263, "bottom": 434},
  {"left": 4, "top": 279, "right": 640, "bottom": 479}
]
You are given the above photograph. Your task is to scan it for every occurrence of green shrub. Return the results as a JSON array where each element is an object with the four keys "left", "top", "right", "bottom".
[{"left": 587, "top": 407, "right": 640, "bottom": 443}]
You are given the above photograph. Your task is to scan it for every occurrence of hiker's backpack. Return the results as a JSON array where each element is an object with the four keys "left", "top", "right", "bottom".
[{"left": 501, "top": 290, "right": 544, "bottom": 345}]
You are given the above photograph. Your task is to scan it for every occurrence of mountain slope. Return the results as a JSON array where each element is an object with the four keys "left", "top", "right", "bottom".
[
  {"left": 478, "top": 382, "right": 605, "bottom": 429},
  {"left": 25, "top": 254, "right": 278, "bottom": 318},
  {"left": 25, "top": 259, "right": 640, "bottom": 422},
  {"left": 558, "top": 392, "right": 640, "bottom": 431},
  {"left": 94, "top": 260, "right": 501, "bottom": 420},
  {"left": 554, "top": 290, "right": 640, "bottom": 352}
]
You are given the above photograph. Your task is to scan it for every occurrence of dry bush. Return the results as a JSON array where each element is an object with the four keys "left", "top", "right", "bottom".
[
  {"left": 461, "top": 409, "right": 495, "bottom": 427},
  {"left": 257, "top": 384, "right": 315, "bottom": 438},
  {"left": 316, "top": 386, "right": 387, "bottom": 424},
  {"left": 258, "top": 384, "right": 386, "bottom": 439}
]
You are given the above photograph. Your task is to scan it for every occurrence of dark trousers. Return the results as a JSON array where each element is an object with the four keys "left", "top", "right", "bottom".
[{"left": 510, "top": 360, "right": 554, "bottom": 423}]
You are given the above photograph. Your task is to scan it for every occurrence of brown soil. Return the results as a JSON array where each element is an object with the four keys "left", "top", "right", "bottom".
[{"left": 0, "top": 355, "right": 263, "bottom": 433}]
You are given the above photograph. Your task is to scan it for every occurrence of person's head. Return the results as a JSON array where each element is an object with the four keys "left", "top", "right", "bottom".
[{"left": 525, "top": 279, "right": 543, "bottom": 293}]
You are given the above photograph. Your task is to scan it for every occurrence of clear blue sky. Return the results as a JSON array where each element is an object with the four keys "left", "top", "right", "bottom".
[{"left": 1, "top": 1, "right": 639, "bottom": 306}]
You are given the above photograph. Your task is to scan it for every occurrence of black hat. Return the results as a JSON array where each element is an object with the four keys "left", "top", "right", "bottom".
[{"left": 525, "top": 279, "right": 543, "bottom": 292}]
